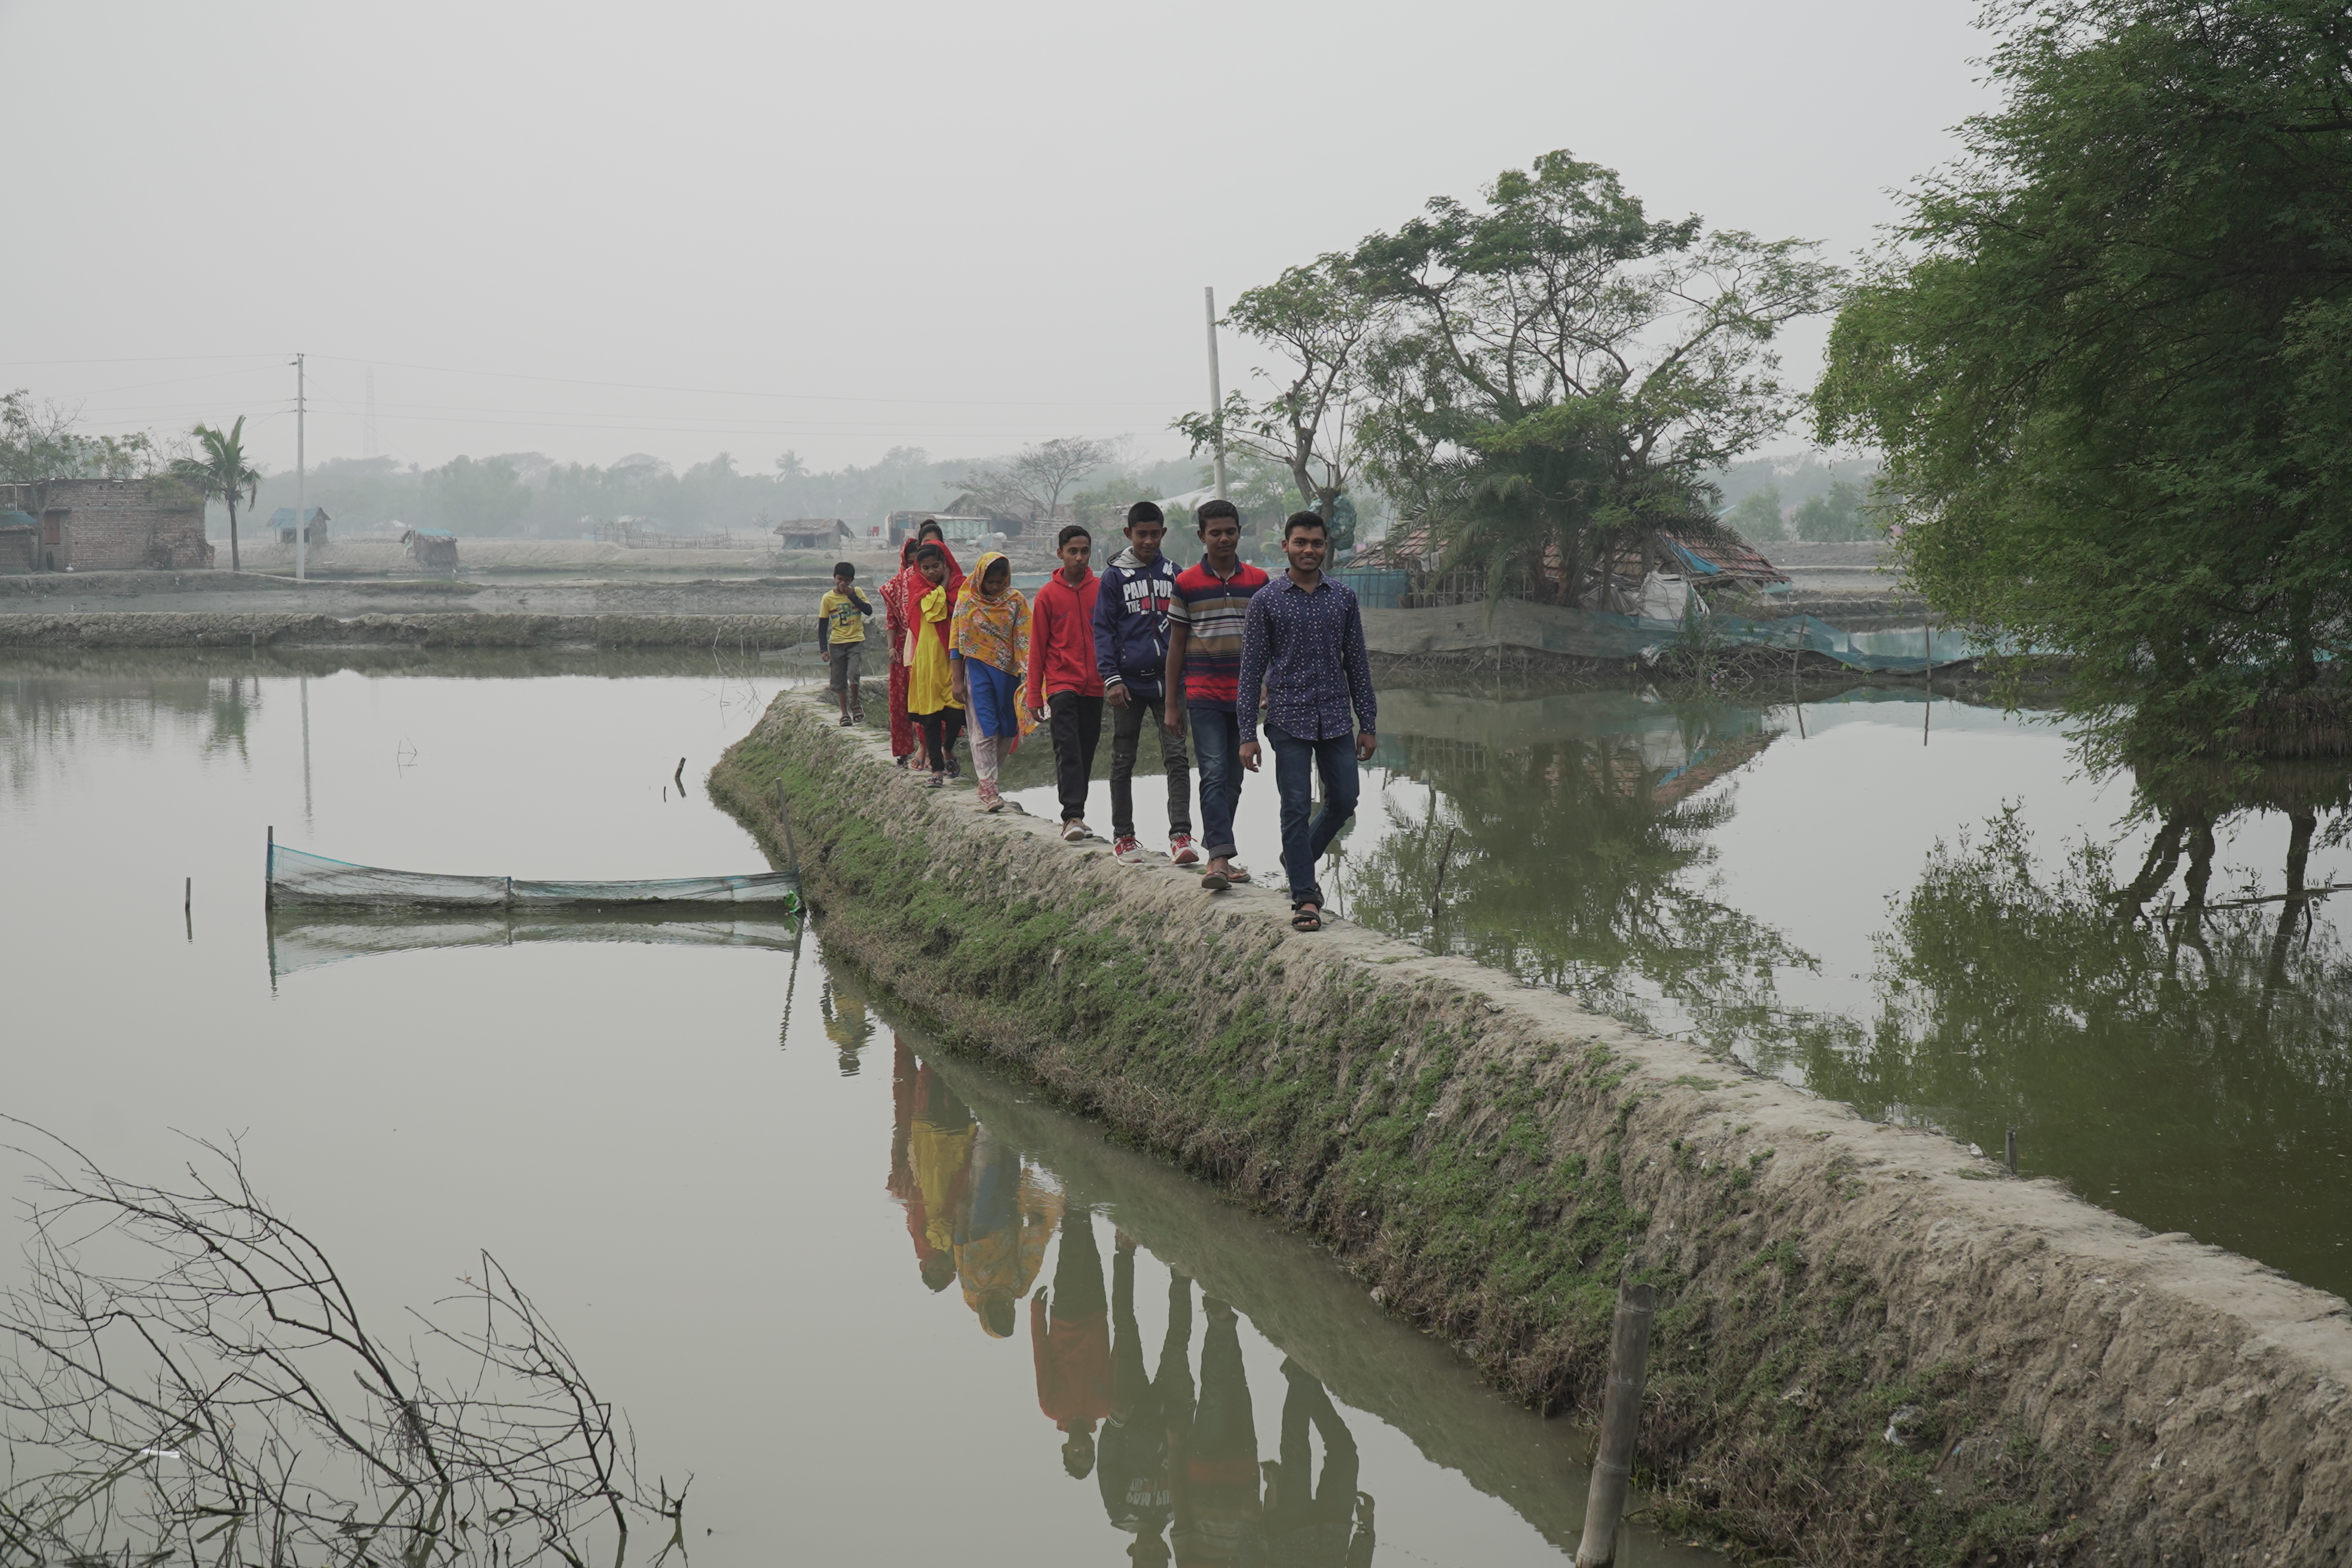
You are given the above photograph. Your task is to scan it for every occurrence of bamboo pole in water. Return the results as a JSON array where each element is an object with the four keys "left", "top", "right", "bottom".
[
  {"left": 1429, "top": 828, "right": 1457, "bottom": 923},
  {"left": 1923, "top": 617, "right": 1933, "bottom": 745},
  {"left": 1575, "top": 1281, "right": 1657, "bottom": 1567}
]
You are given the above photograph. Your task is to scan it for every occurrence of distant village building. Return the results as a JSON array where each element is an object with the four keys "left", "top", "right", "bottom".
[
  {"left": 0, "top": 479, "right": 213, "bottom": 572},
  {"left": 0, "top": 511, "right": 38, "bottom": 574},
  {"left": 270, "top": 506, "right": 330, "bottom": 546},
  {"left": 883, "top": 510, "right": 1004, "bottom": 547},
  {"left": 1345, "top": 523, "right": 1789, "bottom": 613},
  {"left": 773, "top": 517, "right": 852, "bottom": 551},
  {"left": 400, "top": 526, "right": 459, "bottom": 570},
  {"left": 935, "top": 493, "right": 1031, "bottom": 535}
]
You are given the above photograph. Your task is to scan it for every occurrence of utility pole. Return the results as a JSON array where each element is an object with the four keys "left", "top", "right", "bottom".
[
  {"left": 294, "top": 353, "right": 308, "bottom": 581},
  {"left": 364, "top": 366, "right": 378, "bottom": 460},
  {"left": 1203, "top": 286, "right": 1227, "bottom": 502}
]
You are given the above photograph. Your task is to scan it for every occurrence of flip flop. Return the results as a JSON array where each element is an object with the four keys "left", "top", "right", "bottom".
[{"left": 1200, "top": 871, "right": 1229, "bottom": 892}]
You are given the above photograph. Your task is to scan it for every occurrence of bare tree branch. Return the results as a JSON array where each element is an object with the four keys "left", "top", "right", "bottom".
[{"left": 0, "top": 1119, "right": 686, "bottom": 1568}]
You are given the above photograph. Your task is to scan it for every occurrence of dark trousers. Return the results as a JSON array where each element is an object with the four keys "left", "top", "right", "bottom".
[
  {"left": 914, "top": 707, "right": 964, "bottom": 773},
  {"left": 1047, "top": 692, "right": 1104, "bottom": 824},
  {"left": 1187, "top": 708, "right": 1244, "bottom": 859},
  {"left": 1266, "top": 723, "right": 1360, "bottom": 906},
  {"left": 1110, "top": 693, "right": 1192, "bottom": 841},
  {"left": 1264, "top": 1365, "right": 1361, "bottom": 1564},
  {"left": 1049, "top": 1206, "right": 1106, "bottom": 1321}
]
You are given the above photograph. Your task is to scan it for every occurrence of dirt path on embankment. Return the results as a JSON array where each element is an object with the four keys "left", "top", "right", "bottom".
[{"left": 710, "top": 686, "right": 2352, "bottom": 1568}]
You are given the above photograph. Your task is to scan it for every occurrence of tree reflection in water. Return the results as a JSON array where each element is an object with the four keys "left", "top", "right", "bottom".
[
  {"left": 1347, "top": 697, "right": 1822, "bottom": 1056},
  {"left": 1765, "top": 765, "right": 2352, "bottom": 1297}
]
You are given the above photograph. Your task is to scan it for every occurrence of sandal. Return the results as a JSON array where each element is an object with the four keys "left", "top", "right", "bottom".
[{"left": 1291, "top": 902, "right": 1322, "bottom": 932}]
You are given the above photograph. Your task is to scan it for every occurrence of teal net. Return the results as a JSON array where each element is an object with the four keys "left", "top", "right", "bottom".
[
  {"left": 267, "top": 844, "right": 801, "bottom": 912},
  {"left": 266, "top": 907, "right": 801, "bottom": 981}
]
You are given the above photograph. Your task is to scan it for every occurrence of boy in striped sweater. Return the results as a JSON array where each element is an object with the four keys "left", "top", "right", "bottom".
[{"left": 1162, "top": 500, "right": 1270, "bottom": 891}]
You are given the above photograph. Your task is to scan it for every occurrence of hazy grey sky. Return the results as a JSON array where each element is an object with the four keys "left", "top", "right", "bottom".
[{"left": 2, "top": 0, "right": 1989, "bottom": 476}]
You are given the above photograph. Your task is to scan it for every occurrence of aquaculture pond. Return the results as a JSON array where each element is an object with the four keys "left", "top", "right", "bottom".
[{"left": 0, "top": 651, "right": 1723, "bottom": 1568}]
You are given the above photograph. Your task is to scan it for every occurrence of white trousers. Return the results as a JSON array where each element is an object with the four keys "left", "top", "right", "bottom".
[{"left": 969, "top": 730, "right": 1002, "bottom": 785}]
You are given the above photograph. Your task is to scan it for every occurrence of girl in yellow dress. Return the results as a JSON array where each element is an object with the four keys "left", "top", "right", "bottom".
[{"left": 904, "top": 543, "right": 964, "bottom": 785}]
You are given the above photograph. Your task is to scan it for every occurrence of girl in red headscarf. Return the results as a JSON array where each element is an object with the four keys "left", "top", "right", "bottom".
[{"left": 882, "top": 522, "right": 964, "bottom": 767}]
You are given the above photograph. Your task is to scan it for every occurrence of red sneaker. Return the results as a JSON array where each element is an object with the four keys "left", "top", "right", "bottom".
[
  {"left": 1168, "top": 834, "right": 1201, "bottom": 866},
  {"left": 1111, "top": 836, "right": 1147, "bottom": 865}
]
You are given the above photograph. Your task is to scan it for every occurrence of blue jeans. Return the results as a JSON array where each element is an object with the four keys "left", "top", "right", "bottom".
[
  {"left": 1189, "top": 708, "right": 1244, "bottom": 859},
  {"left": 1265, "top": 723, "right": 1360, "bottom": 906}
]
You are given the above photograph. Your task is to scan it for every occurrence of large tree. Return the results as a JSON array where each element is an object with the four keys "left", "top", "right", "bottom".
[
  {"left": 2, "top": 391, "right": 161, "bottom": 522},
  {"left": 1350, "top": 151, "right": 1839, "bottom": 600},
  {"left": 1177, "top": 254, "right": 1378, "bottom": 530},
  {"left": 424, "top": 454, "right": 531, "bottom": 535},
  {"left": 955, "top": 436, "right": 1116, "bottom": 527},
  {"left": 1814, "top": 0, "right": 2352, "bottom": 775},
  {"left": 172, "top": 417, "right": 262, "bottom": 573}
]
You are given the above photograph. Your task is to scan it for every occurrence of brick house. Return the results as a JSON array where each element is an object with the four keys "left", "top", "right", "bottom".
[
  {"left": 0, "top": 478, "right": 215, "bottom": 571},
  {"left": 0, "top": 512, "right": 36, "bottom": 574}
]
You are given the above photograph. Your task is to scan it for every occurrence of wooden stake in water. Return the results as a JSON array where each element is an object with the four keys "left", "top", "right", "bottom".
[
  {"left": 1575, "top": 1280, "right": 1657, "bottom": 1567},
  {"left": 674, "top": 756, "right": 687, "bottom": 792},
  {"left": 1922, "top": 617, "right": 1933, "bottom": 746},
  {"left": 2005, "top": 1126, "right": 2019, "bottom": 1176},
  {"left": 1429, "top": 828, "right": 1457, "bottom": 924}
]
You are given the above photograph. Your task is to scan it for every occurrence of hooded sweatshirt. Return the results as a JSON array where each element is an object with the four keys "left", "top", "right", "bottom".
[
  {"left": 1092, "top": 546, "right": 1180, "bottom": 703},
  {"left": 1026, "top": 568, "right": 1103, "bottom": 708}
]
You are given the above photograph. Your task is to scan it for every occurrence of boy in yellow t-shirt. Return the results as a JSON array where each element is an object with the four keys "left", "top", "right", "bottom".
[{"left": 819, "top": 561, "right": 873, "bottom": 725}]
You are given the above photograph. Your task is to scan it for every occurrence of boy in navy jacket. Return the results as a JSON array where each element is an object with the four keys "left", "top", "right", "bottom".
[{"left": 1092, "top": 501, "right": 1195, "bottom": 865}]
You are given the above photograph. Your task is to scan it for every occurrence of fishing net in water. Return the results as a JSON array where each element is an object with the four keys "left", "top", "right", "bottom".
[
  {"left": 267, "top": 844, "right": 801, "bottom": 912},
  {"left": 267, "top": 908, "right": 801, "bottom": 981}
]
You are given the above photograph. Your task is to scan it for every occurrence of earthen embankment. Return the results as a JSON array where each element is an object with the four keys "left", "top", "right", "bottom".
[{"left": 712, "top": 687, "right": 2352, "bottom": 1567}]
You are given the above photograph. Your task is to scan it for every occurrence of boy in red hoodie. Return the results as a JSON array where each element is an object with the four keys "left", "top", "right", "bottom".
[{"left": 1026, "top": 524, "right": 1105, "bottom": 841}]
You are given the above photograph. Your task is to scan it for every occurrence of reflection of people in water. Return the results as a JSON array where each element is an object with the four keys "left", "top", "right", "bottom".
[
  {"left": 894, "top": 1043, "right": 973, "bottom": 1294},
  {"left": 820, "top": 980, "right": 874, "bottom": 1075},
  {"left": 954, "top": 1123, "right": 1062, "bottom": 1337},
  {"left": 1101, "top": 1235, "right": 1192, "bottom": 1563},
  {"left": 1171, "top": 1297, "right": 1263, "bottom": 1566},
  {"left": 1034, "top": 1206, "right": 1114, "bottom": 1478},
  {"left": 1262, "top": 1361, "right": 1376, "bottom": 1567}
]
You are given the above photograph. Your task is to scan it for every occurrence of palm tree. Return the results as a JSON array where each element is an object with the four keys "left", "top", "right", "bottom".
[{"left": 174, "top": 417, "right": 262, "bottom": 573}]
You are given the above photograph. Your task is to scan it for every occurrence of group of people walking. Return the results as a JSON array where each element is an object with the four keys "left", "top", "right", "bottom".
[
  {"left": 827, "top": 503, "right": 1378, "bottom": 933},
  {"left": 890, "top": 1043, "right": 1379, "bottom": 1566}
]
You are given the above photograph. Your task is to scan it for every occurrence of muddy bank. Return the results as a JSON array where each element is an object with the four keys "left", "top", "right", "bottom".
[
  {"left": 712, "top": 687, "right": 2352, "bottom": 1568},
  {"left": 0, "top": 610, "right": 816, "bottom": 651}
]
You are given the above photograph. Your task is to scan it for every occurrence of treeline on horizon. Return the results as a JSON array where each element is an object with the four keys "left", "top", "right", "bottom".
[
  {"left": 223, "top": 446, "right": 1218, "bottom": 542},
  {"left": 222, "top": 443, "right": 1850, "bottom": 546}
]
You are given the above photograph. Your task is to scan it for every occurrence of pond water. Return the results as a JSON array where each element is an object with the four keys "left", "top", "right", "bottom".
[
  {"left": 0, "top": 651, "right": 1721, "bottom": 1568},
  {"left": 7, "top": 652, "right": 2346, "bottom": 1563}
]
